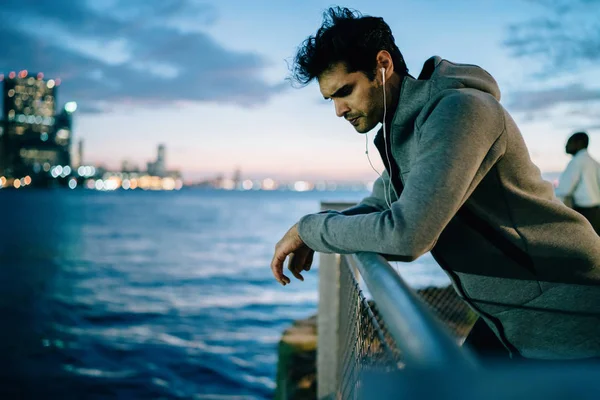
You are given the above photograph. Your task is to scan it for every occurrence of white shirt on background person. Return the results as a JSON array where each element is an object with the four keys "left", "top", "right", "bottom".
[{"left": 556, "top": 149, "right": 600, "bottom": 207}]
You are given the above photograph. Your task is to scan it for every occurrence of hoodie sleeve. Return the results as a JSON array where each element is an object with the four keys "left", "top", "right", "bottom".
[
  {"left": 297, "top": 91, "right": 507, "bottom": 257},
  {"left": 323, "top": 171, "right": 397, "bottom": 216}
]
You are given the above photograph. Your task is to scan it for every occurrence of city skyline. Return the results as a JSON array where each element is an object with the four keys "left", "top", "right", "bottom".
[{"left": 1, "top": 1, "right": 599, "bottom": 181}]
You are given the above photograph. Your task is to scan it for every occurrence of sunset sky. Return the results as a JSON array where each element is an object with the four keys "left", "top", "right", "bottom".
[{"left": 1, "top": 0, "right": 599, "bottom": 181}]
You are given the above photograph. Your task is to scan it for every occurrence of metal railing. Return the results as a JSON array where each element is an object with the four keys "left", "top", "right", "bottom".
[
  {"left": 349, "top": 252, "right": 476, "bottom": 368},
  {"left": 317, "top": 202, "right": 477, "bottom": 399},
  {"left": 337, "top": 254, "right": 401, "bottom": 399},
  {"left": 316, "top": 202, "right": 600, "bottom": 400}
]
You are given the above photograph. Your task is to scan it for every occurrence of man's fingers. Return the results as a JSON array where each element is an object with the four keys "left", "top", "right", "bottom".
[
  {"left": 303, "top": 250, "right": 314, "bottom": 271},
  {"left": 287, "top": 252, "right": 305, "bottom": 281},
  {"left": 271, "top": 226, "right": 309, "bottom": 286},
  {"left": 271, "top": 247, "right": 291, "bottom": 285}
]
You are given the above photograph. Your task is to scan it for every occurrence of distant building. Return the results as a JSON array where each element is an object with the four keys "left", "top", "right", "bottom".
[
  {"left": 122, "top": 159, "right": 132, "bottom": 173},
  {"left": 233, "top": 167, "right": 242, "bottom": 189},
  {"left": 1, "top": 71, "right": 59, "bottom": 177},
  {"left": 0, "top": 71, "right": 77, "bottom": 182},
  {"left": 53, "top": 101, "right": 78, "bottom": 168},
  {"left": 121, "top": 159, "right": 140, "bottom": 173},
  {"left": 0, "top": 119, "right": 4, "bottom": 176},
  {"left": 77, "top": 139, "right": 84, "bottom": 168},
  {"left": 147, "top": 143, "right": 167, "bottom": 177},
  {"left": 156, "top": 144, "right": 166, "bottom": 176}
]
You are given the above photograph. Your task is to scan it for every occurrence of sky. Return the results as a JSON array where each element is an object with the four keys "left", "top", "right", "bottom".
[{"left": 1, "top": 0, "right": 599, "bottom": 182}]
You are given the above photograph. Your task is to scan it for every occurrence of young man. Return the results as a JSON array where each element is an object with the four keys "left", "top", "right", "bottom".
[
  {"left": 556, "top": 132, "right": 600, "bottom": 234},
  {"left": 270, "top": 7, "right": 600, "bottom": 361}
]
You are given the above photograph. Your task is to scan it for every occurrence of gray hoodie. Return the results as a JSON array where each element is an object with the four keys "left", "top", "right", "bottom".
[{"left": 298, "top": 56, "right": 600, "bottom": 360}]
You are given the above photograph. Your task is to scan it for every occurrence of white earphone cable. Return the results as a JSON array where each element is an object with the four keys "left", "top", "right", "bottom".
[
  {"left": 382, "top": 68, "right": 395, "bottom": 208},
  {"left": 364, "top": 133, "right": 391, "bottom": 209},
  {"left": 363, "top": 68, "right": 394, "bottom": 210}
]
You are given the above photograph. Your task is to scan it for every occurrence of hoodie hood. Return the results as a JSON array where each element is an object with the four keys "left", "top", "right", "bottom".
[
  {"left": 418, "top": 56, "right": 501, "bottom": 100},
  {"left": 391, "top": 56, "right": 501, "bottom": 128}
]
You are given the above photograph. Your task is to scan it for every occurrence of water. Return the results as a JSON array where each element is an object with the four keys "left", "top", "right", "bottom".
[{"left": 0, "top": 189, "right": 444, "bottom": 399}]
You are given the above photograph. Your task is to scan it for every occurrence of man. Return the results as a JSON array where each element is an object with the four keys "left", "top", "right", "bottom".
[
  {"left": 271, "top": 7, "right": 600, "bottom": 361},
  {"left": 556, "top": 132, "right": 600, "bottom": 234}
]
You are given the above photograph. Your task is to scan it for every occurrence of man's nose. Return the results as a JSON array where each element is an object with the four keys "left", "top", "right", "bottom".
[{"left": 334, "top": 99, "right": 350, "bottom": 118}]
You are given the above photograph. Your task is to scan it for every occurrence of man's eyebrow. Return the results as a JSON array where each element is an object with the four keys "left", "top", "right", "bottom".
[{"left": 323, "top": 84, "right": 351, "bottom": 100}]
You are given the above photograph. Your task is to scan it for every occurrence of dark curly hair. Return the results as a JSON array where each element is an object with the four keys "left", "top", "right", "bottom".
[
  {"left": 570, "top": 131, "right": 589, "bottom": 148},
  {"left": 290, "top": 6, "right": 408, "bottom": 86}
]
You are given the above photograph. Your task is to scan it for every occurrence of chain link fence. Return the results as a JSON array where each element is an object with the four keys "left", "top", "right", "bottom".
[
  {"left": 337, "top": 255, "right": 477, "bottom": 399},
  {"left": 338, "top": 256, "right": 401, "bottom": 399}
]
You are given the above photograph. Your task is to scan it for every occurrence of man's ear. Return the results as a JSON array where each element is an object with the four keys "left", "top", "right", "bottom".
[{"left": 375, "top": 50, "right": 394, "bottom": 78}]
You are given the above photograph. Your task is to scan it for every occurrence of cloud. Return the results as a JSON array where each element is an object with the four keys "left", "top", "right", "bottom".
[
  {"left": 504, "top": 0, "right": 600, "bottom": 75},
  {"left": 503, "top": 1, "right": 600, "bottom": 127},
  {"left": 507, "top": 84, "right": 600, "bottom": 111},
  {"left": 0, "top": 0, "right": 285, "bottom": 113}
]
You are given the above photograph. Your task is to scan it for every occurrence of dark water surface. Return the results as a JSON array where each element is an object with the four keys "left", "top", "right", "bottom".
[{"left": 0, "top": 189, "right": 443, "bottom": 399}]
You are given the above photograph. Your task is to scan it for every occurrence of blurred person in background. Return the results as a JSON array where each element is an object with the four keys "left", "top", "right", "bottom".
[
  {"left": 271, "top": 6, "right": 600, "bottom": 363},
  {"left": 556, "top": 132, "right": 600, "bottom": 234}
]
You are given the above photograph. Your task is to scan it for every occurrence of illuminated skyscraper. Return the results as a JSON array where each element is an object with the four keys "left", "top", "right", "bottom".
[
  {"left": 0, "top": 70, "right": 60, "bottom": 177},
  {"left": 53, "top": 101, "right": 78, "bottom": 168}
]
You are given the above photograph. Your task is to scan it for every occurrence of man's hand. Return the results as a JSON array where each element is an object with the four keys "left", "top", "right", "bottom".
[{"left": 271, "top": 223, "right": 314, "bottom": 286}]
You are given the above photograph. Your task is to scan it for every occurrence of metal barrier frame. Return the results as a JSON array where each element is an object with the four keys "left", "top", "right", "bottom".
[
  {"left": 317, "top": 202, "right": 476, "bottom": 399},
  {"left": 347, "top": 252, "right": 476, "bottom": 369}
]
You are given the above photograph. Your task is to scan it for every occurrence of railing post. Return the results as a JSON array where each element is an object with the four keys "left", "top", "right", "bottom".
[
  {"left": 317, "top": 202, "right": 356, "bottom": 399},
  {"left": 317, "top": 251, "right": 340, "bottom": 399}
]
